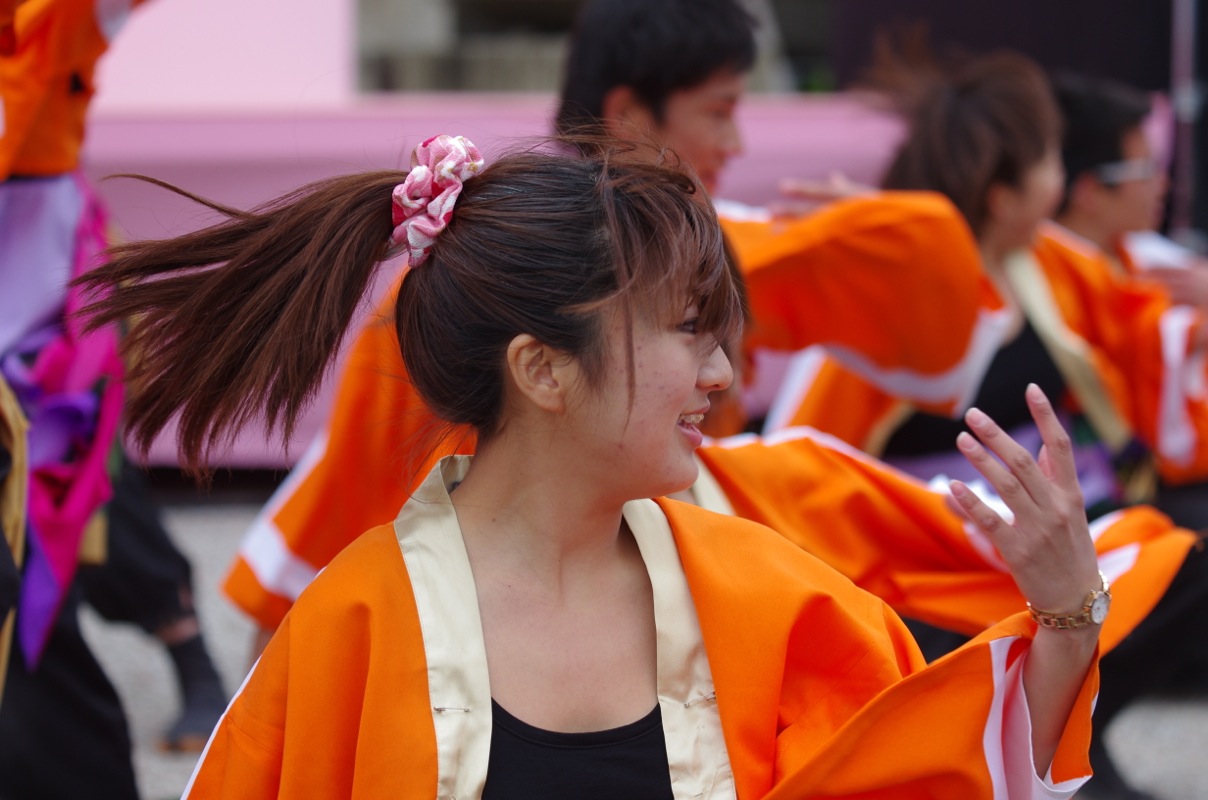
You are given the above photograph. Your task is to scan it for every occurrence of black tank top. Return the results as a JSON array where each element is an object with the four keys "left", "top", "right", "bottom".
[{"left": 482, "top": 700, "right": 674, "bottom": 799}]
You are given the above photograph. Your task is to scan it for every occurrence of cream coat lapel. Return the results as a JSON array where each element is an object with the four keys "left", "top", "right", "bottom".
[{"left": 394, "top": 456, "right": 735, "bottom": 799}]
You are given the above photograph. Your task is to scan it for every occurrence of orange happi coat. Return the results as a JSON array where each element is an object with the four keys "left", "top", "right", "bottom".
[
  {"left": 773, "top": 224, "right": 1208, "bottom": 487},
  {"left": 193, "top": 457, "right": 1096, "bottom": 799}
]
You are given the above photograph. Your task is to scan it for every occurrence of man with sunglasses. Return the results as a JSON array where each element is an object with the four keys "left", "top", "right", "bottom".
[{"left": 1053, "top": 73, "right": 1208, "bottom": 312}]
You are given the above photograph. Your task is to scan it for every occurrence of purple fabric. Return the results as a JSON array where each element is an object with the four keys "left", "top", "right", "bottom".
[
  {"left": 2, "top": 326, "right": 100, "bottom": 469},
  {"left": 5, "top": 173, "right": 125, "bottom": 667},
  {"left": 16, "top": 524, "right": 62, "bottom": 664},
  {"left": 0, "top": 176, "right": 79, "bottom": 356}
]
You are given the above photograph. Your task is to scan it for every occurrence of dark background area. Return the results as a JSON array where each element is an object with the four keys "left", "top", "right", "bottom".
[{"left": 826, "top": 0, "right": 1174, "bottom": 90}]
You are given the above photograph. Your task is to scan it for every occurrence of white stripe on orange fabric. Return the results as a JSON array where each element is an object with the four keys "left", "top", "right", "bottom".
[
  {"left": 1156, "top": 305, "right": 1200, "bottom": 467},
  {"left": 1088, "top": 510, "right": 1124, "bottom": 544},
  {"left": 238, "top": 518, "right": 321, "bottom": 604},
  {"left": 761, "top": 347, "right": 827, "bottom": 434},
  {"left": 1097, "top": 543, "right": 1142, "bottom": 587},
  {"left": 985, "top": 637, "right": 1089, "bottom": 798},
  {"left": 713, "top": 199, "right": 773, "bottom": 223},
  {"left": 823, "top": 302, "right": 1015, "bottom": 412},
  {"left": 983, "top": 638, "right": 1011, "bottom": 798},
  {"left": 237, "top": 432, "right": 329, "bottom": 601}
]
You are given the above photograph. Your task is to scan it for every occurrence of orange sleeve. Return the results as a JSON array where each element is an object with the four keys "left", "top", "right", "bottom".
[
  {"left": 726, "top": 192, "right": 1005, "bottom": 416},
  {"left": 773, "top": 355, "right": 907, "bottom": 451},
  {"left": 768, "top": 619, "right": 1098, "bottom": 797},
  {"left": 697, "top": 430, "right": 1193, "bottom": 651},
  {"left": 663, "top": 501, "right": 1096, "bottom": 797}
]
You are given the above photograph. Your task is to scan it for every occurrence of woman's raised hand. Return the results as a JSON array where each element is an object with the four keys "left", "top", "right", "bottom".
[{"left": 948, "top": 384, "right": 1102, "bottom": 617}]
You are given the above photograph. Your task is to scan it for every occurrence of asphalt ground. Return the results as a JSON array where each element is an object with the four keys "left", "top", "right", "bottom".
[{"left": 77, "top": 475, "right": 1208, "bottom": 800}]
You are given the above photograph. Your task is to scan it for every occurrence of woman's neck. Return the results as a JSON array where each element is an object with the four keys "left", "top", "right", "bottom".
[
  {"left": 450, "top": 430, "right": 632, "bottom": 591},
  {"left": 977, "top": 236, "right": 1027, "bottom": 339}
]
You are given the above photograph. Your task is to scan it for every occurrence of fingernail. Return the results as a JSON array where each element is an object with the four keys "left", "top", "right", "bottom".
[
  {"left": 1026, "top": 383, "right": 1044, "bottom": 402},
  {"left": 956, "top": 431, "right": 976, "bottom": 450},
  {"left": 965, "top": 407, "right": 988, "bottom": 427}
]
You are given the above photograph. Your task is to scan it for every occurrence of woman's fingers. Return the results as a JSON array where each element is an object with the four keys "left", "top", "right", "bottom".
[
  {"left": 948, "top": 480, "right": 1010, "bottom": 537},
  {"left": 955, "top": 430, "right": 1025, "bottom": 505},
  {"left": 954, "top": 390, "right": 1100, "bottom": 612},
  {"left": 961, "top": 407, "right": 1050, "bottom": 510},
  {"left": 1024, "top": 384, "right": 1081, "bottom": 494}
]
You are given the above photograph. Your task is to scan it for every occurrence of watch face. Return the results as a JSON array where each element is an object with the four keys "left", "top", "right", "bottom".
[{"left": 1090, "top": 593, "right": 1110, "bottom": 625}]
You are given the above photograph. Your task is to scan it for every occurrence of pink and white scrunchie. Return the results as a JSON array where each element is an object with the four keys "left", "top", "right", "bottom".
[{"left": 389, "top": 134, "right": 485, "bottom": 266}]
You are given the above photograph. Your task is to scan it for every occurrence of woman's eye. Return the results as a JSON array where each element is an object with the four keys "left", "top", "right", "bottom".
[{"left": 678, "top": 318, "right": 700, "bottom": 334}]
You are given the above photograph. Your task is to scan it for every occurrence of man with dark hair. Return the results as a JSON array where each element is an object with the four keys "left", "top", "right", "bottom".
[
  {"left": 555, "top": 0, "right": 755, "bottom": 192},
  {"left": 1054, "top": 74, "right": 1169, "bottom": 262},
  {"left": 1053, "top": 74, "right": 1208, "bottom": 534}
]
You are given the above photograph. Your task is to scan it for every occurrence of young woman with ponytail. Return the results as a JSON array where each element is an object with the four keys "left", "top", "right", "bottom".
[{"left": 78, "top": 136, "right": 1107, "bottom": 798}]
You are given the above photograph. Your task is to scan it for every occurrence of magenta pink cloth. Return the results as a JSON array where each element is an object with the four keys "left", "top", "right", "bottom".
[
  {"left": 389, "top": 134, "right": 484, "bottom": 266},
  {"left": 7, "top": 173, "right": 125, "bottom": 667}
]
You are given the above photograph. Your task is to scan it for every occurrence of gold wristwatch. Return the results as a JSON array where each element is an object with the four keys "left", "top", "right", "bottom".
[{"left": 1027, "top": 572, "right": 1111, "bottom": 630}]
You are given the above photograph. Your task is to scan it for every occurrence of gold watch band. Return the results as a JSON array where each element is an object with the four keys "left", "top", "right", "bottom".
[
  {"left": 1027, "top": 572, "right": 1111, "bottom": 630},
  {"left": 1028, "top": 607, "right": 1095, "bottom": 630}
]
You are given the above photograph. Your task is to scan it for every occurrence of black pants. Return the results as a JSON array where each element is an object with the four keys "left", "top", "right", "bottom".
[
  {"left": 0, "top": 584, "right": 140, "bottom": 800},
  {"left": 0, "top": 457, "right": 193, "bottom": 800},
  {"left": 77, "top": 458, "right": 193, "bottom": 634}
]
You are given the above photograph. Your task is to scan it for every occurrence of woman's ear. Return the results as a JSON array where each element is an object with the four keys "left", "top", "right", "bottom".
[{"left": 505, "top": 334, "right": 576, "bottom": 414}]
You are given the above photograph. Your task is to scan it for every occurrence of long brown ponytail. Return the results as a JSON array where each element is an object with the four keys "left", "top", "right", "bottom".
[
  {"left": 76, "top": 171, "right": 403, "bottom": 473},
  {"left": 76, "top": 143, "right": 740, "bottom": 475}
]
